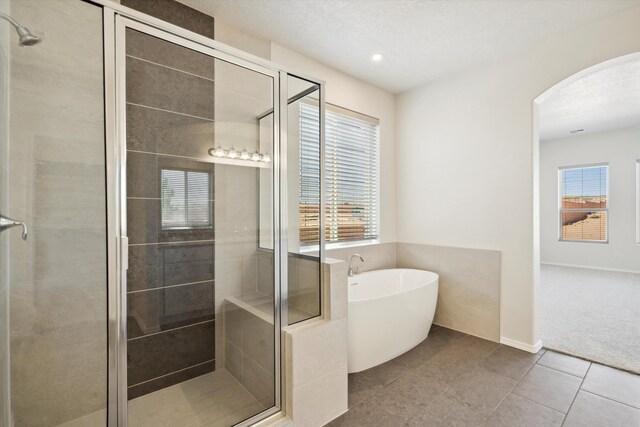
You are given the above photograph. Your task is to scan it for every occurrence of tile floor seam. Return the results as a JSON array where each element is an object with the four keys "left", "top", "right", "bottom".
[
  {"left": 385, "top": 368, "right": 408, "bottom": 387},
  {"left": 485, "top": 351, "right": 541, "bottom": 416},
  {"left": 560, "top": 362, "right": 591, "bottom": 427},
  {"left": 577, "top": 389, "right": 640, "bottom": 411},
  {"left": 379, "top": 330, "right": 475, "bottom": 423},
  {"left": 561, "top": 363, "right": 593, "bottom": 427},
  {"left": 438, "top": 365, "right": 515, "bottom": 419},
  {"left": 506, "top": 357, "right": 580, "bottom": 419},
  {"left": 535, "top": 359, "right": 590, "bottom": 379},
  {"left": 370, "top": 401, "right": 398, "bottom": 419},
  {"left": 541, "top": 345, "right": 625, "bottom": 374},
  {"left": 484, "top": 343, "right": 503, "bottom": 358},
  {"left": 509, "top": 391, "right": 568, "bottom": 416},
  {"left": 441, "top": 388, "right": 490, "bottom": 416},
  {"left": 407, "top": 385, "right": 488, "bottom": 425},
  {"left": 510, "top": 388, "right": 574, "bottom": 419}
]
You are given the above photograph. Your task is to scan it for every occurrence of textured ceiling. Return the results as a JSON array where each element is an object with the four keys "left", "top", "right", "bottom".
[
  {"left": 539, "top": 56, "right": 640, "bottom": 141},
  {"left": 179, "top": 0, "right": 639, "bottom": 93}
]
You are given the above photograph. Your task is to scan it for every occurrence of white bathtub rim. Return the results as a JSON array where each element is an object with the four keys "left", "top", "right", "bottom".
[{"left": 347, "top": 268, "right": 439, "bottom": 303}]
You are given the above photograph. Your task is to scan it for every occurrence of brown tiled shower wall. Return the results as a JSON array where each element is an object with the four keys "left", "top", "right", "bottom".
[{"left": 122, "top": 0, "right": 217, "bottom": 399}]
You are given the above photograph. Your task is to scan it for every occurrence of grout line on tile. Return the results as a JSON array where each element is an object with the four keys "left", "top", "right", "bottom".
[
  {"left": 371, "top": 401, "right": 400, "bottom": 420},
  {"left": 127, "top": 358, "right": 215, "bottom": 389},
  {"left": 535, "top": 359, "right": 590, "bottom": 379},
  {"left": 560, "top": 362, "right": 591, "bottom": 426},
  {"left": 539, "top": 346, "right": 602, "bottom": 368},
  {"left": 128, "top": 280, "right": 215, "bottom": 294},
  {"left": 490, "top": 350, "right": 544, "bottom": 416},
  {"left": 128, "top": 239, "right": 216, "bottom": 247},
  {"left": 510, "top": 392, "right": 567, "bottom": 416},
  {"left": 127, "top": 318, "right": 215, "bottom": 341},
  {"left": 126, "top": 101, "right": 215, "bottom": 122},
  {"left": 578, "top": 389, "right": 640, "bottom": 411},
  {"left": 126, "top": 54, "right": 216, "bottom": 83}
]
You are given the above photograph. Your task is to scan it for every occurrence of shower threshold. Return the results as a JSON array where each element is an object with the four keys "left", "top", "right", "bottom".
[{"left": 56, "top": 369, "right": 264, "bottom": 427}]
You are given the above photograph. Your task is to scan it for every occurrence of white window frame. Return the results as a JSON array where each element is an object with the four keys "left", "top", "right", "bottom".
[
  {"left": 299, "top": 102, "right": 380, "bottom": 251},
  {"left": 558, "top": 163, "right": 609, "bottom": 243},
  {"left": 160, "top": 168, "right": 213, "bottom": 230}
]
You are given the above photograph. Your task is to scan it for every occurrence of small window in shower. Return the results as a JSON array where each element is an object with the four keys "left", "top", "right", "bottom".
[{"left": 161, "top": 169, "right": 212, "bottom": 229}]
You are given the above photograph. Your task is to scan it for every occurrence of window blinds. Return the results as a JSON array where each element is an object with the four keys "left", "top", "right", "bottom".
[
  {"left": 559, "top": 165, "right": 608, "bottom": 241},
  {"left": 299, "top": 102, "right": 379, "bottom": 245},
  {"left": 161, "top": 169, "right": 211, "bottom": 229}
]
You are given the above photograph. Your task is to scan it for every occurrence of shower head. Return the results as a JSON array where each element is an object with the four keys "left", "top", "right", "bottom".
[
  {"left": 15, "top": 26, "right": 41, "bottom": 46},
  {"left": 0, "top": 12, "right": 41, "bottom": 47}
]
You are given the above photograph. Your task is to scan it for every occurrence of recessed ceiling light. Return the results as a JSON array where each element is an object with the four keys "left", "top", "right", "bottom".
[
  {"left": 371, "top": 53, "right": 384, "bottom": 62},
  {"left": 569, "top": 129, "right": 585, "bottom": 134}
]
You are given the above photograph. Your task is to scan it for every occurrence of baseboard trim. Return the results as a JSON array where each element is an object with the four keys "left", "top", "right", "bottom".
[
  {"left": 500, "top": 337, "right": 542, "bottom": 354},
  {"left": 541, "top": 262, "right": 640, "bottom": 274}
]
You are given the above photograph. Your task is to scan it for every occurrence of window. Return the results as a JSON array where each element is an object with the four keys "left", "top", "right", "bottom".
[
  {"left": 559, "top": 164, "right": 608, "bottom": 242},
  {"left": 299, "top": 102, "right": 379, "bottom": 246},
  {"left": 161, "top": 169, "right": 212, "bottom": 229}
]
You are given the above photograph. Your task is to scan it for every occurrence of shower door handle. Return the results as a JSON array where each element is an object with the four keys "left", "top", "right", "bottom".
[{"left": 0, "top": 214, "right": 28, "bottom": 240}]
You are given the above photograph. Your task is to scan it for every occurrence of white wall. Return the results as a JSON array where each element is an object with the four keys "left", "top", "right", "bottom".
[
  {"left": 206, "top": 18, "right": 398, "bottom": 246},
  {"left": 202, "top": 16, "right": 398, "bottom": 244},
  {"left": 540, "top": 127, "right": 640, "bottom": 272},
  {"left": 271, "top": 44, "right": 397, "bottom": 244},
  {"left": 396, "top": 6, "right": 640, "bottom": 348}
]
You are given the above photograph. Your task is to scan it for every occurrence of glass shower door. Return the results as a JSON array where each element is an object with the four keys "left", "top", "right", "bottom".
[
  {"left": 118, "top": 18, "right": 280, "bottom": 427},
  {"left": 1, "top": 1, "right": 108, "bottom": 426}
]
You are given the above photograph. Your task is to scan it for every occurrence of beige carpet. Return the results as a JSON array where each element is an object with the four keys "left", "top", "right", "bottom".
[{"left": 540, "top": 264, "right": 640, "bottom": 374}]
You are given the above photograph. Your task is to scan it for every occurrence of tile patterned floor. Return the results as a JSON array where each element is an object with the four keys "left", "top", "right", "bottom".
[
  {"left": 56, "top": 369, "right": 264, "bottom": 427},
  {"left": 327, "top": 325, "right": 640, "bottom": 426}
]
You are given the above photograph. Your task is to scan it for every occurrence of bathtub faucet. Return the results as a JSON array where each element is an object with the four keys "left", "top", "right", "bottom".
[{"left": 348, "top": 254, "right": 365, "bottom": 277}]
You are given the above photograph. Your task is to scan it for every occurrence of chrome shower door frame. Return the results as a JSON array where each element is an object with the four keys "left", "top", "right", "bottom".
[
  {"left": 110, "top": 15, "right": 280, "bottom": 425},
  {"left": 101, "top": 3, "right": 325, "bottom": 425}
]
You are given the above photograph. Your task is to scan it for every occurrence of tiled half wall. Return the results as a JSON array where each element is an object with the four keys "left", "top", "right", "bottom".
[{"left": 327, "top": 243, "right": 501, "bottom": 342}]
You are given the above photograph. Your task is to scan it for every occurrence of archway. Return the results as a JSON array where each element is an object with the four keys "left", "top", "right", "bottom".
[{"left": 533, "top": 52, "right": 640, "bottom": 373}]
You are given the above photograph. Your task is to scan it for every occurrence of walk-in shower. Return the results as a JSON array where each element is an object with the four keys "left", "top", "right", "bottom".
[{"left": 0, "top": 1, "right": 324, "bottom": 426}]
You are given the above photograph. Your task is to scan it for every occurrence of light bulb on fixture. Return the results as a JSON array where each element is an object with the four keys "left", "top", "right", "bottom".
[
  {"left": 371, "top": 53, "right": 383, "bottom": 62},
  {"left": 262, "top": 153, "right": 271, "bottom": 163},
  {"left": 227, "top": 147, "right": 237, "bottom": 159},
  {"left": 240, "top": 148, "right": 250, "bottom": 160},
  {"left": 251, "top": 151, "right": 261, "bottom": 161},
  {"left": 213, "top": 146, "right": 225, "bottom": 157}
]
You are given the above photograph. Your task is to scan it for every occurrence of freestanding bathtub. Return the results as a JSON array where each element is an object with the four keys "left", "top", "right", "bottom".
[{"left": 348, "top": 268, "right": 439, "bottom": 373}]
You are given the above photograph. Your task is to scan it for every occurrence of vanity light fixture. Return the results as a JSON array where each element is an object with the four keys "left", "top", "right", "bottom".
[{"left": 208, "top": 145, "right": 272, "bottom": 164}]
